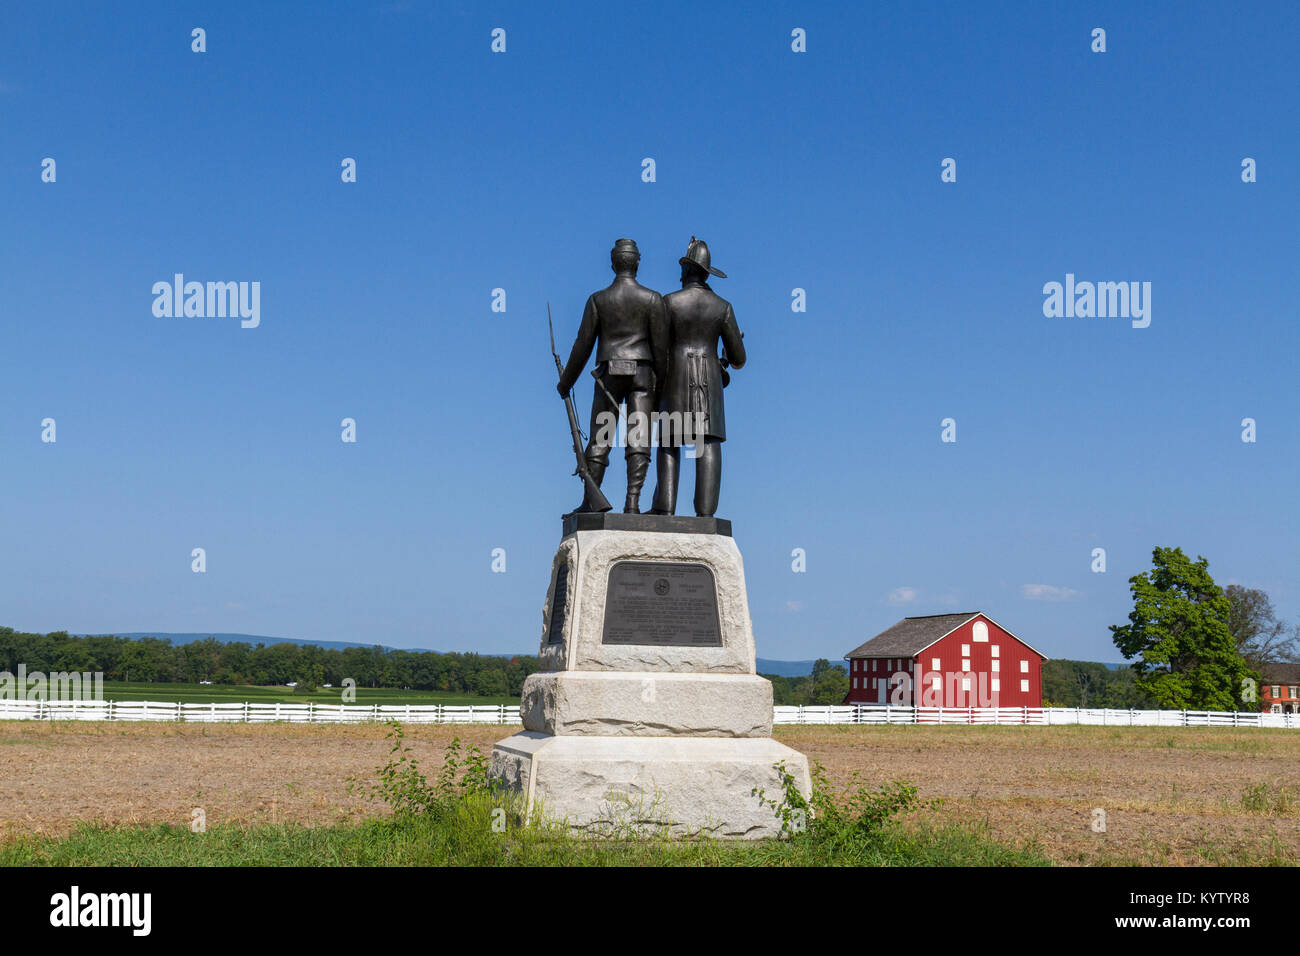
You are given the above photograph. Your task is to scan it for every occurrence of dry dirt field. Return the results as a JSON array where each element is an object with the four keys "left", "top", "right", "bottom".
[{"left": 1, "top": 720, "right": 1297, "bottom": 865}]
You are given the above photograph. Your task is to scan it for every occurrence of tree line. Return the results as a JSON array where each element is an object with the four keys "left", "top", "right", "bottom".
[
  {"left": 0, "top": 624, "right": 851, "bottom": 705},
  {"left": 1042, "top": 659, "right": 1151, "bottom": 708},
  {"left": 0, "top": 628, "right": 540, "bottom": 698},
  {"left": 1110, "top": 547, "right": 1300, "bottom": 711},
  {"left": 763, "top": 660, "right": 850, "bottom": 706},
  {"left": 5, "top": 550, "right": 1290, "bottom": 711}
]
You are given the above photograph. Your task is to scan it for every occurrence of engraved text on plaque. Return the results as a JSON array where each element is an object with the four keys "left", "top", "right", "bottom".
[
  {"left": 601, "top": 561, "right": 722, "bottom": 646},
  {"left": 546, "top": 563, "right": 569, "bottom": 645}
]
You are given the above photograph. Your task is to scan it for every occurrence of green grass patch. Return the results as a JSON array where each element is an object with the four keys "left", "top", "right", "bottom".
[{"left": 0, "top": 807, "right": 1049, "bottom": 867}]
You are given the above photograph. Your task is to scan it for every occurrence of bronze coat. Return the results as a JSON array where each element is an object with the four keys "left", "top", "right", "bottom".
[
  {"left": 558, "top": 276, "right": 668, "bottom": 394},
  {"left": 659, "top": 280, "right": 746, "bottom": 444}
]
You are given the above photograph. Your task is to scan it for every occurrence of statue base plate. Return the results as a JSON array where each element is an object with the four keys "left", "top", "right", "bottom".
[{"left": 561, "top": 512, "right": 732, "bottom": 537}]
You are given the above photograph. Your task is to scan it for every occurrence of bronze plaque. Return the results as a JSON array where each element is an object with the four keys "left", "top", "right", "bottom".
[
  {"left": 601, "top": 561, "right": 722, "bottom": 646},
  {"left": 546, "top": 563, "right": 569, "bottom": 645}
]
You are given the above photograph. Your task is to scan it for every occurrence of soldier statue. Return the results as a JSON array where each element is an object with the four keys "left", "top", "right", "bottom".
[
  {"left": 556, "top": 238, "right": 668, "bottom": 514},
  {"left": 649, "top": 237, "right": 746, "bottom": 518}
]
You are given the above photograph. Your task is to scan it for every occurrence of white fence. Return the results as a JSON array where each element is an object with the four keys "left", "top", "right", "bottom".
[
  {"left": 0, "top": 699, "right": 521, "bottom": 725},
  {"left": 774, "top": 705, "right": 1300, "bottom": 728},
  {"left": 3, "top": 699, "right": 1297, "bottom": 729}
]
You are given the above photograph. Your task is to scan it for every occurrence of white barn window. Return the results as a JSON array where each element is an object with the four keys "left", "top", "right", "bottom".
[
  {"left": 1020, "top": 660, "right": 1029, "bottom": 674},
  {"left": 1020, "top": 679, "right": 1029, "bottom": 692},
  {"left": 991, "top": 645, "right": 1000, "bottom": 657},
  {"left": 972, "top": 620, "right": 989, "bottom": 642}
]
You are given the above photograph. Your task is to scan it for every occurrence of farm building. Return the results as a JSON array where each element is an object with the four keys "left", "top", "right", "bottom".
[
  {"left": 1258, "top": 663, "right": 1300, "bottom": 714},
  {"left": 843, "top": 612, "right": 1046, "bottom": 708}
]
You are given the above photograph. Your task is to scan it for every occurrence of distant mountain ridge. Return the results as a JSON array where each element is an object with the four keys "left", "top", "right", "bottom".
[
  {"left": 97, "top": 632, "right": 415, "bottom": 653},
  {"left": 755, "top": 659, "right": 826, "bottom": 677}
]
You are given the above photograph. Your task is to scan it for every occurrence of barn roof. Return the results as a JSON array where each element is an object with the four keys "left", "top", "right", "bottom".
[
  {"left": 845, "top": 613, "right": 979, "bottom": 658},
  {"left": 844, "top": 612, "right": 1048, "bottom": 660},
  {"left": 1259, "top": 662, "right": 1300, "bottom": 684}
]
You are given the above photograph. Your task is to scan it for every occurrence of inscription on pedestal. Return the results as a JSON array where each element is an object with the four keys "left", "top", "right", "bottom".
[
  {"left": 601, "top": 561, "right": 722, "bottom": 646},
  {"left": 546, "top": 563, "right": 569, "bottom": 645}
]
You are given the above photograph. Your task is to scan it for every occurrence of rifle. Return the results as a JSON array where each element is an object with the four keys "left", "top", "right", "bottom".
[{"left": 549, "top": 303, "right": 612, "bottom": 513}]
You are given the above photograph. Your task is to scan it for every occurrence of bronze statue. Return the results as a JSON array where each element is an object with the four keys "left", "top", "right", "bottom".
[
  {"left": 649, "top": 237, "right": 746, "bottom": 518},
  {"left": 556, "top": 239, "right": 668, "bottom": 514}
]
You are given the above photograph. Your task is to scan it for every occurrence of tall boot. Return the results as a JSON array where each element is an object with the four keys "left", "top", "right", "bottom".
[
  {"left": 648, "top": 447, "right": 679, "bottom": 515},
  {"left": 624, "top": 452, "right": 650, "bottom": 514},
  {"left": 574, "top": 460, "right": 607, "bottom": 514},
  {"left": 694, "top": 439, "right": 721, "bottom": 517}
]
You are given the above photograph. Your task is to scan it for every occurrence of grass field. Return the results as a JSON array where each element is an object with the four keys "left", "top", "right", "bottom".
[
  {"left": 95, "top": 681, "right": 516, "bottom": 707},
  {"left": 1, "top": 721, "right": 1296, "bottom": 865}
]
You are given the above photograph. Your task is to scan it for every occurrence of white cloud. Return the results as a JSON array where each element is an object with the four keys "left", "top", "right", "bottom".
[
  {"left": 1020, "top": 584, "right": 1081, "bottom": 602},
  {"left": 785, "top": 600, "right": 805, "bottom": 612},
  {"left": 887, "top": 587, "right": 919, "bottom": 606}
]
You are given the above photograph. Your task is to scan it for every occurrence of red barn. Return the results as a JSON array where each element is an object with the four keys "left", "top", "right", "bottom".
[
  {"left": 843, "top": 612, "right": 1046, "bottom": 708},
  {"left": 1259, "top": 663, "right": 1300, "bottom": 714}
]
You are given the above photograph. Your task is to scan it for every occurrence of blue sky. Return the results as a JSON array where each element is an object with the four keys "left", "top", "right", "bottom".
[{"left": 2, "top": 1, "right": 1296, "bottom": 663}]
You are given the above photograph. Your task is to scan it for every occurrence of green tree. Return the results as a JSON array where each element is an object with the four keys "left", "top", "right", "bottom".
[
  {"left": 763, "top": 674, "right": 796, "bottom": 706},
  {"left": 1225, "top": 584, "right": 1298, "bottom": 669},
  {"left": 807, "top": 659, "right": 850, "bottom": 705},
  {"left": 1110, "top": 547, "right": 1257, "bottom": 711},
  {"left": 1041, "top": 659, "right": 1152, "bottom": 708},
  {"left": 297, "top": 663, "right": 324, "bottom": 694}
]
